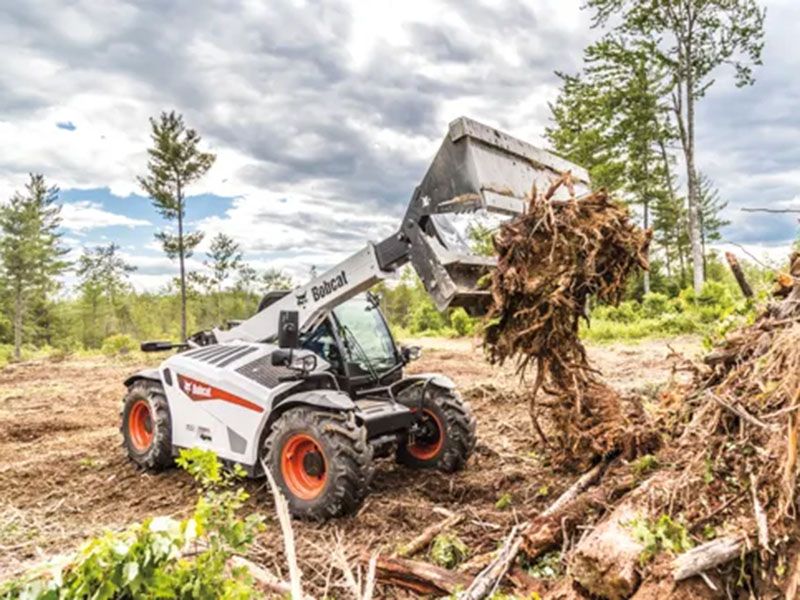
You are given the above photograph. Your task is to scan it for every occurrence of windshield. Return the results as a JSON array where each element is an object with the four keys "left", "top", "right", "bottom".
[{"left": 333, "top": 296, "right": 397, "bottom": 373}]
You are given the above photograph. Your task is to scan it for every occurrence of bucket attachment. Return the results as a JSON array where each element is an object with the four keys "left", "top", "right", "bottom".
[{"left": 403, "top": 117, "right": 590, "bottom": 315}]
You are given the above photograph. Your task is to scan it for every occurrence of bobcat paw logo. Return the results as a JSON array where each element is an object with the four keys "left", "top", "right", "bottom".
[{"left": 295, "top": 290, "right": 308, "bottom": 308}]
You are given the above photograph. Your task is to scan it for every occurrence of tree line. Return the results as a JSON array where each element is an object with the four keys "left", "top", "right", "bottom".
[
  {"left": 547, "top": 0, "right": 765, "bottom": 295},
  {"left": 0, "top": 113, "right": 292, "bottom": 359},
  {"left": 0, "top": 0, "right": 769, "bottom": 357}
]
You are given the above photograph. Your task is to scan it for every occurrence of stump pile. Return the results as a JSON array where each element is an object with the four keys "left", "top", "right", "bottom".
[{"left": 483, "top": 172, "right": 657, "bottom": 467}]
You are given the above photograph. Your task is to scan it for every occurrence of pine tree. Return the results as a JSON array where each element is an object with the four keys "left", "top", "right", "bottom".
[
  {"left": 546, "top": 72, "right": 626, "bottom": 191},
  {"left": 0, "top": 174, "right": 69, "bottom": 359},
  {"left": 585, "top": 0, "right": 765, "bottom": 292},
  {"left": 204, "top": 233, "right": 242, "bottom": 321},
  {"left": 548, "top": 39, "right": 674, "bottom": 293},
  {"left": 76, "top": 243, "right": 136, "bottom": 346},
  {"left": 138, "top": 111, "right": 216, "bottom": 341},
  {"left": 696, "top": 172, "right": 730, "bottom": 278}
]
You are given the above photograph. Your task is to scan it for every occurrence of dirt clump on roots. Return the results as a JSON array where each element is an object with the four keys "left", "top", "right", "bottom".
[{"left": 483, "top": 173, "right": 657, "bottom": 467}]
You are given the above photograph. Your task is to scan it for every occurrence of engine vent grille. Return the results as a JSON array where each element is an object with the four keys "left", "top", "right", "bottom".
[
  {"left": 183, "top": 345, "right": 258, "bottom": 367},
  {"left": 236, "top": 355, "right": 293, "bottom": 388}
]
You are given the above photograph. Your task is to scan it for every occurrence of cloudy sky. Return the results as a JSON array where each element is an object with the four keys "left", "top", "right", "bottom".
[{"left": 1, "top": 0, "right": 798, "bottom": 291}]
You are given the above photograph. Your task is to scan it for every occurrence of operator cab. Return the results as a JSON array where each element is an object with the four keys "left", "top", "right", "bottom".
[{"left": 300, "top": 294, "right": 404, "bottom": 395}]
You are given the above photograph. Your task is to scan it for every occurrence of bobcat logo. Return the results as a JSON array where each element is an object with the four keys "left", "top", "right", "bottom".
[{"left": 295, "top": 290, "right": 308, "bottom": 308}]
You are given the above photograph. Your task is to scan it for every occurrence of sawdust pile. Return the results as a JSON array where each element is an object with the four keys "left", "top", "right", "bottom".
[{"left": 483, "top": 173, "right": 657, "bottom": 466}]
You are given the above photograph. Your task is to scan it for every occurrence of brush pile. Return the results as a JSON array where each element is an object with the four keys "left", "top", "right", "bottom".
[
  {"left": 474, "top": 174, "right": 800, "bottom": 596},
  {"left": 483, "top": 173, "right": 656, "bottom": 466}
]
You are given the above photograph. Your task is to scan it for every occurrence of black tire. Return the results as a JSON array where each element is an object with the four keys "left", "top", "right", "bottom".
[
  {"left": 121, "top": 380, "right": 173, "bottom": 471},
  {"left": 264, "top": 408, "right": 373, "bottom": 520},
  {"left": 397, "top": 388, "right": 477, "bottom": 473}
]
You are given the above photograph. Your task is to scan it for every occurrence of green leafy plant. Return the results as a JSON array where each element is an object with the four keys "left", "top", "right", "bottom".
[
  {"left": 628, "top": 514, "right": 693, "bottom": 565},
  {"left": 1, "top": 448, "right": 264, "bottom": 599},
  {"left": 429, "top": 534, "right": 469, "bottom": 569},
  {"left": 101, "top": 333, "right": 138, "bottom": 357},
  {"left": 525, "top": 551, "right": 563, "bottom": 579},
  {"left": 631, "top": 454, "right": 659, "bottom": 478},
  {"left": 495, "top": 492, "right": 513, "bottom": 510}
]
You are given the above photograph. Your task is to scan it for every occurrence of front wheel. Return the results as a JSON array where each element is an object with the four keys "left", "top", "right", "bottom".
[
  {"left": 397, "top": 388, "right": 477, "bottom": 472},
  {"left": 263, "top": 408, "right": 373, "bottom": 520},
  {"left": 121, "top": 381, "right": 173, "bottom": 470}
]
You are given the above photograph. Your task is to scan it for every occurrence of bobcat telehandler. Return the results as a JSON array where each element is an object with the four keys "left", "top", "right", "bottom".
[{"left": 121, "top": 117, "right": 589, "bottom": 519}]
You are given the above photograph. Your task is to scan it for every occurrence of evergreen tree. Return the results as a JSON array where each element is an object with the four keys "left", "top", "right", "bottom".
[
  {"left": 546, "top": 72, "right": 626, "bottom": 191},
  {"left": 585, "top": 0, "right": 765, "bottom": 292},
  {"left": 76, "top": 243, "right": 136, "bottom": 346},
  {"left": 0, "top": 174, "right": 69, "bottom": 359},
  {"left": 548, "top": 39, "right": 674, "bottom": 292},
  {"left": 204, "top": 233, "right": 243, "bottom": 321},
  {"left": 138, "top": 111, "right": 216, "bottom": 341},
  {"left": 260, "top": 268, "right": 293, "bottom": 292},
  {"left": 696, "top": 172, "right": 730, "bottom": 278}
]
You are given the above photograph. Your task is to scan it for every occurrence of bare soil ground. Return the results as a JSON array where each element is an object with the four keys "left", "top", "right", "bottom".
[{"left": 0, "top": 336, "right": 701, "bottom": 595}]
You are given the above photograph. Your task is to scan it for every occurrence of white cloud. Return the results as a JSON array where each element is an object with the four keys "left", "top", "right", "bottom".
[
  {"left": 0, "top": 0, "right": 796, "bottom": 264},
  {"left": 60, "top": 200, "right": 151, "bottom": 231}
]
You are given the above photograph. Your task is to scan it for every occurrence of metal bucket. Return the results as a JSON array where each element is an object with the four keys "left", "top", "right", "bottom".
[{"left": 404, "top": 117, "right": 589, "bottom": 314}]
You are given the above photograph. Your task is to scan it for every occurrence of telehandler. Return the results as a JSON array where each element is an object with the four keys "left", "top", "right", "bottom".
[{"left": 121, "top": 117, "right": 588, "bottom": 519}]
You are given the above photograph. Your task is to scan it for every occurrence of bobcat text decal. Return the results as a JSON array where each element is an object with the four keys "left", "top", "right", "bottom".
[
  {"left": 310, "top": 270, "right": 348, "bottom": 303},
  {"left": 177, "top": 374, "right": 263, "bottom": 413}
]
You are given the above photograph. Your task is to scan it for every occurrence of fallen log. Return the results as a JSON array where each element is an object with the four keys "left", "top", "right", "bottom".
[
  {"left": 457, "top": 462, "right": 614, "bottom": 600},
  {"left": 672, "top": 535, "right": 747, "bottom": 581},
  {"left": 396, "top": 511, "right": 463, "bottom": 558},
  {"left": 725, "top": 252, "right": 754, "bottom": 299},
  {"left": 371, "top": 555, "right": 472, "bottom": 596},
  {"left": 569, "top": 473, "right": 670, "bottom": 600}
]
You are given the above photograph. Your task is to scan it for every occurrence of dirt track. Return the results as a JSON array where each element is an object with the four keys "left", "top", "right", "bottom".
[{"left": 0, "top": 336, "right": 700, "bottom": 594}]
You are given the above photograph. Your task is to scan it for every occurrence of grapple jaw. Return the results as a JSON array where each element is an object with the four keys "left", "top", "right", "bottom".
[{"left": 403, "top": 117, "right": 590, "bottom": 315}]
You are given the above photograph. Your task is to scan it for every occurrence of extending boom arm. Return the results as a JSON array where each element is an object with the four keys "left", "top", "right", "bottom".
[{"left": 215, "top": 117, "right": 589, "bottom": 343}]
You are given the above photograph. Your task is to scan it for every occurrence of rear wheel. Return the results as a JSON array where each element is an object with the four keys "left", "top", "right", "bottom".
[
  {"left": 121, "top": 381, "right": 173, "bottom": 470},
  {"left": 264, "top": 408, "right": 373, "bottom": 519},
  {"left": 397, "top": 388, "right": 477, "bottom": 472}
]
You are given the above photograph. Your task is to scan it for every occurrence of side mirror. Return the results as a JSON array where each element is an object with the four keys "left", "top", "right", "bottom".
[
  {"left": 271, "top": 349, "right": 318, "bottom": 373},
  {"left": 278, "top": 310, "right": 299, "bottom": 349},
  {"left": 401, "top": 345, "right": 422, "bottom": 363}
]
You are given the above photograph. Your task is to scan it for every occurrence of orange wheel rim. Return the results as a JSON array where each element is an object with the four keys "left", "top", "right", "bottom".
[
  {"left": 408, "top": 409, "right": 445, "bottom": 460},
  {"left": 281, "top": 434, "right": 327, "bottom": 500},
  {"left": 129, "top": 400, "right": 154, "bottom": 451}
]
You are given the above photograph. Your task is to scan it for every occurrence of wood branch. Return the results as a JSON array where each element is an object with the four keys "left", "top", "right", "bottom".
[
  {"left": 544, "top": 460, "right": 608, "bottom": 517},
  {"left": 741, "top": 207, "right": 800, "bottom": 214},
  {"left": 458, "top": 525, "right": 524, "bottom": 600},
  {"left": 672, "top": 535, "right": 747, "bottom": 581},
  {"left": 750, "top": 474, "right": 770, "bottom": 552},
  {"left": 261, "top": 458, "right": 304, "bottom": 599},
  {"left": 455, "top": 462, "right": 613, "bottom": 600},
  {"left": 371, "top": 555, "right": 472, "bottom": 596},
  {"left": 709, "top": 393, "right": 771, "bottom": 430},
  {"left": 725, "top": 252, "right": 754, "bottom": 299},
  {"left": 396, "top": 512, "right": 463, "bottom": 558},
  {"left": 230, "top": 555, "right": 317, "bottom": 600}
]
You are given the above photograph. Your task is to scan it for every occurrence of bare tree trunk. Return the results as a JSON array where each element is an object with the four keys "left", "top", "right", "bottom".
[
  {"left": 176, "top": 180, "right": 187, "bottom": 342},
  {"left": 683, "top": 13, "right": 704, "bottom": 293},
  {"left": 664, "top": 243, "right": 672, "bottom": 278},
  {"left": 643, "top": 197, "right": 650, "bottom": 294},
  {"left": 700, "top": 213, "right": 707, "bottom": 281},
  {"left": 13, "top": 283, "right": 22, "bottom": 360}
]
